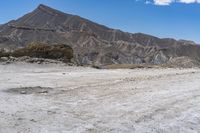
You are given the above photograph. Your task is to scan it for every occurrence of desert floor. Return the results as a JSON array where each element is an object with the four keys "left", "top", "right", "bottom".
[{"left": 0, "top": 63, "right": 200, "bottom": 133}]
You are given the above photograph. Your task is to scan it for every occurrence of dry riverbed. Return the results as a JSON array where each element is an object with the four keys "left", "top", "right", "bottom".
[{"left": 0, "top": 63, "right": 200, "bottom": 133}]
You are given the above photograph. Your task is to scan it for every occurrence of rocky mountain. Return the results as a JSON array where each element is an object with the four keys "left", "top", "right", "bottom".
[{"left": 0, "top": 4, "right": 200, "bottom": 65}]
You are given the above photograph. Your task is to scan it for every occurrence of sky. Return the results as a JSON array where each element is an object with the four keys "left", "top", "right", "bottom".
[{"left": 0, "top": 0, "right": 200, "bottom": 43}]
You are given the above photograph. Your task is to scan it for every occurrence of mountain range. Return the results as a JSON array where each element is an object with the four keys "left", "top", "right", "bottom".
[{"left": 0, "top": 4, "right": 200, "bottom": 66}]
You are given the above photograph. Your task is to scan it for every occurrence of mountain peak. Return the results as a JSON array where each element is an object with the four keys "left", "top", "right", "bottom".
[
  {"left": 1, "top": 4, "right": 200, "bottom": 66},
  {"left": 37, "top": 4, "right": 53, "bottom": 10},
  {"left": 36, "top": 4, "right": 65, "bottom": 16}
]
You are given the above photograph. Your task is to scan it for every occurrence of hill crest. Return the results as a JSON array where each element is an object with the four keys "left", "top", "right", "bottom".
[{"left": 0, "top": 4, "right": 199, "bottom": 66}]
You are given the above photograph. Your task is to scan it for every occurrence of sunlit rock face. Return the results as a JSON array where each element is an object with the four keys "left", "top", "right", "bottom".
[{"left": 0, "top": 4, "right": 200, "bottom": 65}]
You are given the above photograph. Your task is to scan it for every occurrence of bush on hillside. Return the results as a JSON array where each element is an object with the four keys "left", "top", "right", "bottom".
[
  {"left": 0, "top": 49, "right": 9, "bottom": 57},
  {"left": 1, "top": 42, "right": 73, "bottom": 62}
]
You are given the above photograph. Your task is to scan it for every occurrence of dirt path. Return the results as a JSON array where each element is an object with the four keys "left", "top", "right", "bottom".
[{"left": 0, "top": 63, "right": 200, "bottom": 133}]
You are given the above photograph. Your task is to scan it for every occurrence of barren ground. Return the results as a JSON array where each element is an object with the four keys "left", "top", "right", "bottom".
[{"left": 0, "top": 63, "right": 200, "bottom": 133}]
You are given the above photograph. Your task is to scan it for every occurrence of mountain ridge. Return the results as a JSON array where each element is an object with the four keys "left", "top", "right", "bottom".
[{"left": 0, "top": 4, "right": 200, "bottom": 66}]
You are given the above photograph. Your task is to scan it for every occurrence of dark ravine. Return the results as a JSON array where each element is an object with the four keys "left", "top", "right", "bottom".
[{"left": 0, "top": 4, "right": 200, "bottom": 66}]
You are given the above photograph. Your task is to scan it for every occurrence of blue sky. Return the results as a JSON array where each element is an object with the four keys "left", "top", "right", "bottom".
[{"left": 0, "top": 0, "right": 200, "bottom": 43}]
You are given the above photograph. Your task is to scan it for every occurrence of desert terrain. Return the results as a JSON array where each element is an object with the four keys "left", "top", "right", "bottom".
[{"left": 0, "top": 63, "right": 200, "bottom": 133}]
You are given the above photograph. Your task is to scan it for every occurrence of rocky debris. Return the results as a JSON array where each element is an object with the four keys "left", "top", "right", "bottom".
[
  {"left": 166, "top": 56, "right": 200, "bottom": 68},
  {"left": 0, "top": 56, "right": 74, "bottom": 65},
  {"left": 0, "top": 57, "right": 9, "bottom": 61}
]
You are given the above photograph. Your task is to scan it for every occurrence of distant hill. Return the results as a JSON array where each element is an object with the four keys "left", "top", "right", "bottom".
[{"left": 0, "top": 4, "right": 200, "bottom": 66}]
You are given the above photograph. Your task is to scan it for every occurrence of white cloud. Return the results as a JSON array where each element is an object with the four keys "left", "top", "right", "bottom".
[
  {"left": 154, "top": 0, "right": 173, "bottom": 5},
  {"left": 179, "top": 0, "right": 197, "bottom": 3},
  {"left": 144, "top": 0, "right": 200, "bottom": 5}
]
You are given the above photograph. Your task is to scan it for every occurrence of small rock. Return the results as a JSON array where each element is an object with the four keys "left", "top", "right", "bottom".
[
  {"left": 47, "top": 110, "right": 56, "bottom": 115},
  {"left": 20, "top": 91, "right": 27, "bottom": 94},
  {"left": 0, "top": 57, "right": 9, "bottom": 61},
  {"left": 39, "top": 90, "right": 48, "bottom": 93},
  {"left": 0, "top": 111, "right": 4, "bottom": 114},
  {"left": 30, "top": 119, "right": 37, "bottom": 122},
  {"left": 17, "top": 118, "right": 24, "bottom": 121}
]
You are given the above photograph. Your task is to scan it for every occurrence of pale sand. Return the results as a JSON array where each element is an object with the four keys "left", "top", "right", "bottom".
[{"left": 0, "top": 63, "right": 200, "bottom": 133}]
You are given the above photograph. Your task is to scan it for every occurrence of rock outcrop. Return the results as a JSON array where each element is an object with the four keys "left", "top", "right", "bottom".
[{"left": 0, "top": 4, "right": 200, "bottom": 65}]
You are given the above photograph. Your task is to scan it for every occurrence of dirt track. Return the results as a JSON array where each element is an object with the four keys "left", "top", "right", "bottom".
[{"left": 0, "top": 63, "right": 200, "bottom": 133}]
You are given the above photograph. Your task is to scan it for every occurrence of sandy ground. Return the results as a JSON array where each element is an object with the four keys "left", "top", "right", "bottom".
[{"left": 0, "top": 63, "right": 200, "bottom": 133}]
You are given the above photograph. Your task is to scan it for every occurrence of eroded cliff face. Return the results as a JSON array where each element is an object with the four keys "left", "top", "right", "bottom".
[{"left": 0, "top": 4, "right": 200, "bottom": 65}]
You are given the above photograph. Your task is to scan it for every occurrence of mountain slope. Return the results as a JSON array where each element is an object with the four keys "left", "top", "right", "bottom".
[{"left": 0, "top": 4, "right": 200, "bottom": 65}]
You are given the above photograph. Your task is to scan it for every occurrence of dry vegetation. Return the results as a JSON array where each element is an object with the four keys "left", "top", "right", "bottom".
[
  {"left": 0, "top": 42, "right": 73, "bottom": 62},
  {"left": 0, "top": 49, "right": 9, "bottom": 57},
  {"left": 100, "top": 64, "right": 161, "bottom": 69}
]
